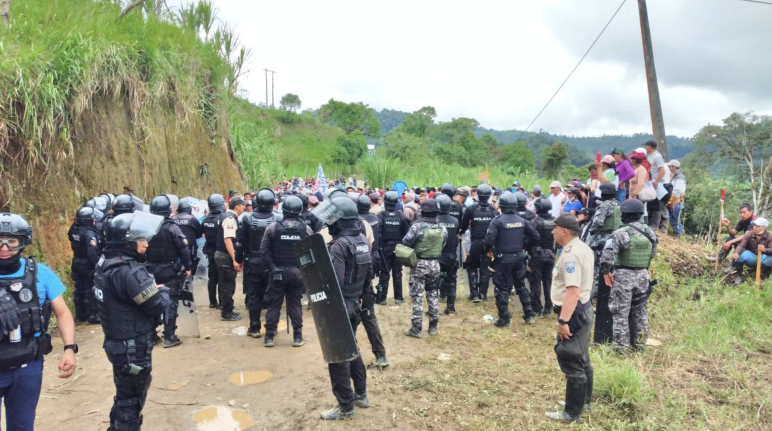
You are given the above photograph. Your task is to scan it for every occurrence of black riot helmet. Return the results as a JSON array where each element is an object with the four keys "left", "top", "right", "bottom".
[
  {"left": 599, "top": 183, "right": 616, "bottom": 199},
  {"left": 0, "top": 213, "right": 33, "bottom": 251},
  {"left": 253, "top": 188, "right": 276, "bottom": 210},
  {"left": 514, "top": 192, "right": 528, "bottom": 210},
  {"left": 76, "top": 206, "right": 96, "bottom": 223},
  {"left": 282, "top": 196, "right": 303, "bottom": 217},
  {"left": 436, "top": 194, "right": 452, "bottom": 215},
  {"left": 499, "top": 192, "right": 518, "bottom": 214},
  {"left": 207, "top": 194, "right": 225, "bottom": 214},
  {"left": 621, "top": 198, "right": 645, "bottom": 215},
  {"left": 323, "top": 187, "right": 348, "bottom": 202},
  {"left": 150, "top": 195, "right": 173, "bottom": 218},
  {"left": 112, "top": 194, "right": 135, "bottom": 215},
  {"left": 98, "top": 193, "right": 115, "bottom": 211},
  {"left": 177, "top": 197, "right": 193, "bottom": 214},
  {"left": 383, "top": 191, "right": 399, "bottom": 210},
  {"left": 105, "top": 212, "right": 164, "bottom": 250},
  {"left": 83, "top": 198, "right": 96, "bottom": 209},
  {"left": 356, "top": 194, "right": 370, "bottom": 215},
  {"left": 298, "top": 194, "right": 309, "bottom": 211},
  {"left": 331, "top": 197, "right": 360, "bottom": 229},
  {"left": 420, "top": 199, "right": 440, "bottom": 217},
  {"left": 441, "top": 183, "right": 455, "bottom": 198},
  {"left": 477, "top": 184, "right": 492, "bottom": 201},
  {"left": 534, "top": 197, "right": 552, "bottom": 214}
]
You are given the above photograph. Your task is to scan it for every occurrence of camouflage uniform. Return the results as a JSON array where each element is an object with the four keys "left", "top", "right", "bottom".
[
  {"left": 587, "top": 199, "right": 621, "bottom": 293},
  {"left": 402, "top": 220, "right": 447, "bottom": 332},
  {"left": 600, "top": 221, "right": 657, "bottom": 349}
]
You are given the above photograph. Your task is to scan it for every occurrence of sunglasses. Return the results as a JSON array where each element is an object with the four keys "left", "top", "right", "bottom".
[{"left": 0, "top": 237, "right": 24, "bottom": 251}]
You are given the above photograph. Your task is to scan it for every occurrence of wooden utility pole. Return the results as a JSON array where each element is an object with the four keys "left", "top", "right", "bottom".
[
  {"left": 263, "top": 69, "right": 269, "bottom": 107},
  {"left": 270, "top": 70, "right": 277, "bottom": 108},
  {"left": 637, "top": 0, "right": 668, "bottom": 160}
]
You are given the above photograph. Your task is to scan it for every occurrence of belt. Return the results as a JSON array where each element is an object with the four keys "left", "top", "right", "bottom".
[{"left": 553, "top": 300, "right": 593, "bottom": 315}]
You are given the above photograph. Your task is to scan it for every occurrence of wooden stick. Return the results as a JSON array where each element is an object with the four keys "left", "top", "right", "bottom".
[
  {"left": 756, "top": 250, "right": 762, "bottom": 290},
  {"left": 715, "top": 200, "right": 724, "bottom": 272}
]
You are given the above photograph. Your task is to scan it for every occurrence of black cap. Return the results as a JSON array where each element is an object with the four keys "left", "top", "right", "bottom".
[
  {"left": 544, "top": 213, "right": 581, "bottom": 233},
  {"left": 229, "top": 196, "right": 245, "bottom": 206}
]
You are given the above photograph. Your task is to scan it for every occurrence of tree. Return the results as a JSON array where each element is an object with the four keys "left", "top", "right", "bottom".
[
  {"left": 541, "top": 141, "right": 569, "bottom": 179},
  {"left": 501, "top": 142, "right": 535, "bottom": 173},
  {"left": 319, "top": 99, "right": 381, "bottom": 138},
  {"left": 331, "top": 131, "right": 367, "bottom": 167},
  {"left": 380, "top": 131, "right": 428, "bottom": 162},
  {"left": 279, "top": 93, "right": 301, "bottom": 112},
  {"left": 692, "top": 112, "right": 772, "bottom": 214},
  {"left": 400, "top": 106, "right": 437, "bottom": 138}
]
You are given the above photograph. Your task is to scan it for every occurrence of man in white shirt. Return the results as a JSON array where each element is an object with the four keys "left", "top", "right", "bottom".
[
  {"left": 548, "top": 181, "right": 567, "bottom": 219},
  {"left": 645, "top": 140, "right": 670, "bottom": 233}
]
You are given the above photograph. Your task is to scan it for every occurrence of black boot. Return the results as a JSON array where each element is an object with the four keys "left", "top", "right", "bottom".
[
  {"left": 585, "top": 368, "right": 593, "bottom": 412},
  {"left": 263, "top": 332, "right": 275, "bottom": 348},
  {"left": 467, "top": 271, "right": 481, "bottom": 303},
  {"left": 444, "top": 296, "right": 456, "bottom": 315},
  {"left": 546, "top": 380, "right": 586, "bottom": 423},
  {"left": 732, "top": 262, "right": 745, "bottom": 285},
  {"left": 292, "top": 332, "right": 306, "bottom": 347},
  {"left": 428, "top": 320, "right": 438, "bottom": 336}
]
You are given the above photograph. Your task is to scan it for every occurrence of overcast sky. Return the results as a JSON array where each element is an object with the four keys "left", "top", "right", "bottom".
[{"left": 196, "top": 0, "right": 771, "bottom": 138}]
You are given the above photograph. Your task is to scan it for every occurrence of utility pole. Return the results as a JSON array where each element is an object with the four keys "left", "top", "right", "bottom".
[
  {"left": 269, "top": 70, "right": 277, "bottom": 108},
  {"left": 263, "top": 69, "right": 269, "bottom": 107},
  {"left": 637, "top": 0, "right": 668, "bottom": 160}
]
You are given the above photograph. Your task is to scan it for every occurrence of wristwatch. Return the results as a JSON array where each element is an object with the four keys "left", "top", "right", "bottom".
[
  {"left": 64, "top": 344, "right": 79, "bottom": 353},
  {"left": 558, "top": 318, "right": 570, "bottom": 326}
]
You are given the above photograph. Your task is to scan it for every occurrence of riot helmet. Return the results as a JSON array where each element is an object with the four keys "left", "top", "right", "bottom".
[
  {"left": 282, "top": 196, "right": 303, "bottom": 217},
  {"left": 356, "top": 194, "right": 370, "bottom": 215},
  {"left": 105, "top": 212, "right": 164, "bottom": 250},
  {"left": 599, "top": 183, "right": 616, "bottom": 199},
  {"left": 0, "top": 213, "right": 33, "bottom": 251},
  {"left": 76, "top": 206, "right": 96, "bottom": 224},
  {"left": 331, "top": 197, "right": 360, "bottom": 230},
  {"left": 177, "top": 197, "right": 193, "bottom": 214},
  {"left": 436, "top": 194, "right": 452, "bottom": 215},
  {"left": 440, "top": 183, "right": 455, "bottom": 198},
  {"left": 534, "top": 197, "right": 552, "bottom": 214},
  {"left": 253, "top": 188, "right": 276, "bottom": 210},
  {"left": 420, "top": 199, "right": 440, "bottom": 217},
  {"left": 383, "top": 191, "right": 399, "bottom": 210},
  {"left": 477, "top": 184, "right": 492, "bottom": 201},
  {"left": 621, "top": 199, "right": 645, "bottom": 215},
  {"left": 207, "top": 194, "right": 225, "bottom": 213},
  {"left": 150, "top": 195, "right": 173, "bottom": 218},
  {"left": 166, "top": 194, "right": 180, "bottom": 214},
  {"left": 98, "top": 193, "right": 115, "bottom": 211},
  {"left": 112, "top": 194, "right": 135, "bottom": 215},
  {"left": 514, "top": 192, "right": 528, "bottom": 209},
  {"left": 499, "top": 192, "right": 518, "bottom": 214}
]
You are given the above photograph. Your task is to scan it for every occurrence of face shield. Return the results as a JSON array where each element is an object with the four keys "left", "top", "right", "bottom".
[
  {"left": 92, "top": 196, "right": 110, "bottom": 212},
  {"left": 92, "top": 208, "right": 105, "bottom": 222},
  {"left": 165, "top": 194, "right": 179, "bottom": 213},
  {"left": 127, "top": 212, "right": 164, "bottom": 242},
  {"left": 130, "top": 194, "right": 145, "bottom": 212},
  {"left": 311, "top": 198, "right": 347, "bottom": 226}
]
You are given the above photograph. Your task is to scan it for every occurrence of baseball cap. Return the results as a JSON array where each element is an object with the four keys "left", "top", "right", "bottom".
[
  {"left": 229, "top": 196, "right": 245, "bottom": 206},
  {"left": 532, "top": 184, "right": 542, "bottom": 194},
  {"left": 228, "top": 189, "right": 237, "bottom": 196},
  {"left": 602, "top": 155, "right": 615, "bottom": 164},
  {"left": 667, "top": 159, "right": 681, "bottom": 168},
  {"left": 369, "top": 192, "right": 380, "bottom": 202},
  {"left": 309, "top": 196, "right": 319, "bottom": 205},
  {"left": 630, "top": 152, "right": 646, "bottom": 161},
  {"left": 634, "top": 147, "right": 646, "bottom": 154},
  {"left": 752, "top": 217, "right": 769, "bottom": 228},
  {"left": 544, "top": 213, "right": 581, "bottom": 233},
  {"left": 512, "top": 181, "right": 521, "bottom": 187},
  {"left": 550, "top": 181, "right": 561, "bottom": 189},
  {"left": 611, "top": 147, "right": 625, "bottom": 155}
]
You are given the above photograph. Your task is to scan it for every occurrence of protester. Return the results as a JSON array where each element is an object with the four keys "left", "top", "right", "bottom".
[
  {"left": 611, "top": 148, "right": 633, "bottom": 202},
  {"left": 548, "top": 181, "right": 566, "bottom": 219},
  {"left": 731, "top": 217, "right": 772, "bottom": 284},
  {"left": 666, "top": 160, "right": 686, "bottom": 237},
  {"left": 644, "top": 140, "right": 669, "bottom": 232},
  {"left": 628, "top": 152, "right": 649, "bottom": 200}
]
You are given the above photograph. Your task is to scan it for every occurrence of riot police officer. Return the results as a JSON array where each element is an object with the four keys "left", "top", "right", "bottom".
[
  {"left": 94, "top": 212, "right": 170, "bottom": 431},
  {"left": 435, "top": 194, "right": 460, "bottom": 314},
  {"left": 356, "top": 195, "right": 389, "bottom": 367},
  {"left": 514, "top": 192, "right": 535, "bottom": 222},
  {"left": 259, "top": 196, "right": 313, "bottom": 347},
  {"left": 238, "top": 188, "right": 282, "bottom": 338},
  {"left": 146, "top": 195, "right": 192, "bottom": 348},
  {"left": 320, "top": 197, "right": 373, "bottom": 420},
  {"left": 172, "top": 197, "right": 204, "bottom": 276},
  {"left": 202, "top": 194, "right": 225, "bottom": 308},
  {"left": 460, "top": 184, "right": 496, "bottom": 302},
  {"left": 377, "top": 191, "right": 410, "bottom": 305},
  {"left": 111, "top": 194, "right": 136, "bottom": 216},
  {"left": 68, "top": 206, "right": 102, "bottom": 323},
  {"left": 528, "top": 197, "right": 556, "bottom": 318},
  {"left": 484, "top": 193, "right": 540, "bottom": 327},
  {"left": 298, "top": 194, "right": 323, "bottom": 233},
  {"left": 440, "top": 183, "right": 464, "bottom": 225}
]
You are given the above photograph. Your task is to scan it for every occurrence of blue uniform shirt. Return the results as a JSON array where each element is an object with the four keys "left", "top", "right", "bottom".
[{"left": 0, "top": 258, "right": 66, "bottom": 337}]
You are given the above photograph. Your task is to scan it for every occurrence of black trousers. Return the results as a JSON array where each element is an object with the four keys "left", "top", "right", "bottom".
[
  {"left": 205, "top": 251, "right": 219, "bottom": 305},
  {"left": 593, "top": 271, "right": 613, "bottom": 344},
  {"left": 646, "top": 199, "right": 661, "bottom": 230},
  {"left": 439, "top": 254, "right": 458, "bottom": 300},
  {"left": 328, "top": 299, "right": 367, "bottom": 410},
  {"left": 214, "top": 251, "right": 236, "bottom": 315},
  {"left": 492, "top": 253, "right": 532, "bottom": 321},
  {"left": 70, "top": 259, "right": 95, "bottom": 321},
  {"left": 555, "top": 308, "right": 593, "bottom": 383},
  {"left": 378, "top": 246, "right": 404, "bottom": 301},
  {"left": 104, "top": 335, "right": 153, "bottom": 431},
  {"left": 528, "top": 253, "right": 554, "bottom": 314},
  {"left": 264, "top": 267, "right": 304, "bottom": 335},
  {"left": 465, "top": 239, "right": 491, "bottom": 296},
  {"left": 360, "top": 285, "right": 385, "bottom": 356},
  {"left": 146, "top": 262, "right": 183, "bottom": 339},
  {"left": 243, "top": 260, "right": 269, "bottom": 332}
]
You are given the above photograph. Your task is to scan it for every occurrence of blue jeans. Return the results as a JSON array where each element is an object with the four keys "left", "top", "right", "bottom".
[
  {"left": 616, "top": 188, "right": 627, "bottom": 203},
  {"left": 0, "top": 358, "right": 44, "bottom": 430},
  {"left": 735, "top": 250, "right": 772, "bottom": 268},
  {"left": 668, "top": 202, "right": 684, "bottom": 235}
]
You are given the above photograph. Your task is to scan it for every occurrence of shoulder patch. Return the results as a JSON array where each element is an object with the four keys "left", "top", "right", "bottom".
[
  {"left": 565, "top": 261, "right": 576, "bottom": 273},
  {"left": 89, "top": 239, "right": 98, "bottom": 247},
  {"left": 564, "top": 245, "right": 572, "bottom": 253}
]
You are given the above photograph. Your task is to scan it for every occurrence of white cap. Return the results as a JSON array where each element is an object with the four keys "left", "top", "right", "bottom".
[
  {"left": 634, "top": 147, "right": 646, "bottom": 154},
  {"left": 667, "top": 159, "right": 681, "bottom": 168},
  {"left": 550, "top": 181, "right": 562, "bottom": 188},
  {"left": 753, "top": 217, "right": 769, "bottom": 228}
]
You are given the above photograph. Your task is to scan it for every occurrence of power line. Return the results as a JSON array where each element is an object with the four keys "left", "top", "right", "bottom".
[
  {"left": 513, "top": 0, "right": 628, "bottom": 142},
  {"left": 736, "top": 0, "right": 772, "bottom": 5}
]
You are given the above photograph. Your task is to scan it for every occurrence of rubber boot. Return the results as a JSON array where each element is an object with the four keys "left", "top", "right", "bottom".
[
  {"left": 292, "top": 332, "right": 306, "bottom": 347},
  {"left": 428, "top": 320, "right": 438, "bottom": 336},
  {"left": 546, "top": 380, "right": 586, "bottom": 423},
  {"left": 263, "top": 332, "right": 275, "bottom": 348},
  {"left": 585, "top": 368, "right": 593, "bottom": 412},
  {"left": 319, "top": 404, "right": 355, "bottom": 420},
  {"left": 467, "top": 271, "right": 481, "bottom": 303},
  {"left": 444, "top": 296, "right": 456, "bottom": 315},
  {"left": 732, "top": 262, "right": 745, "bottom": 285}
]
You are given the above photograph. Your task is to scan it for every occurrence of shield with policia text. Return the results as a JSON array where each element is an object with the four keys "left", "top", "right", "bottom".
[{"left": 294, "top": 233, "right": 359, "bottom": 364}]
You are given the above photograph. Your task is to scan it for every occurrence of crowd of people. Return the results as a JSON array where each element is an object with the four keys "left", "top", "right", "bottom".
[{"left": 3, "top": 139, "right": 772, "bottom": 429}]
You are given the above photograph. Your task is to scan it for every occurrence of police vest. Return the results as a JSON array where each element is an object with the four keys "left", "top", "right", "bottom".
[
  {"left": 361, "top": 213, "right": 381, "bottom": 251},
  {"left": 93, "top": 255, "right": 158, "bottom": 339},
  {"left": 298, "top": 210, "right": 312, "bottom": 227},
  {"left": 270, "top": 220, "right": 308, "bottom": 267},
  {"left": 336, "top": 235, "right": 372, "bottom": 299},
  {"left": 471, "top": 204, "right": 496, "bottom": 239},
  {"left": 448, "top": 202, "right": 463, "bottom": 224},
  {"left": 517, "top": 210, "right": 535, "bottom": 222},
  {"left": 415, "top": 223, "right": 443, "bottom": 259},
  {"left": 146, "top": 220, "right": 180, "bottom": 263},
  {"left": 534, "top": 216, "right": 555, "bottom": 250},
  {"left": 215, "top": 212, "right": 238, "bottom": 254},
  {"left": 494, "top": 214, "right": 526, "bottom": 254},
  {"left": 601, "top": 201, "right": 623, "bottom": 233},
  {"left": 437, "top": 214, "right": 459, "bottom": 254},
  {"left": 614, "top": 226, "right": 653, "bottom": 268},
  {"left": 172, "top": 213, "right": 198, "bottom": 242},
  {"left": 0, "top": 258, "right": 52, "bottom": 371},
  {"left": 382, "top": 211, "right": 403, "bottom": 243},
  {"left": 202, "top": 213, "right": 221, "bottom": 250},
  {"left": 69, "top": 223, "right": 97, "bottom": 260},
  {"left": 247, "top": 211, "right": 280, "bottom": 257}
]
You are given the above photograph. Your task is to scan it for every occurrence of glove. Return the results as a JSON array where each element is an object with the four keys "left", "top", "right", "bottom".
[
  {"left": 271, "top": 269, "right": 283, "bottom": 282},
  {"left": 0, "top": 289, "right": 22, "bottom": 336}
]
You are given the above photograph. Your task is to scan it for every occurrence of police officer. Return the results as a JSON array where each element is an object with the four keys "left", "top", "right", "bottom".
[
  {"left": 297, "top": 194, "right": 324, "bottom": 233},
  {"left": 600, "top": 199, "right": 657, "bottom": 351},
  {"left": 545, "top": 213, "right": 594, "bottom": 424},
  {"left": 215, "top": 195, "right": 245, "bottom": 321},
  {"left": 485, "top": 193, "right": 540, "bottom": 327},
  {"left": 320, "top": 196, "right": 373, "bottom": 420},
  {"left": 377, "top": 191, "right": 410, "bottom": 305},
  {"left": 460, "top": 184, "right": 496, "bottom": 302},
  {"left": 402, "top": 199, "right": 447, "bottom": 337},
  {"left": 435, "top": 194, "right": 460, "bottom": 314},
  {"left": 146, "top": 195, "right": 192, "bottom": 348},
  {"left": 440, "top": 183, "right": 464, "bottom": 225},
  {"left": 259, "top": 196, "right": 312, "bottom": 347},
  {"left": 528, "top": 197, "right": 556, "bottom": 318},
  {"left": 587, "top": 183, "right": 622, "bottom": 344},
  {"left": 172, "top": 197, "right": 204, "bottom": 276},
  {"left": 356, "top": 195, "right": 389, "bottom": 367},
  {"left": 94, "top": 212, "right": 170, "bottom": 431},
  {"left": 514, "top": 192, "right": 535, "bottom": 222},
  {"left": 68, "top": 206, "right": 102, "bottom": 324},
  {"left": 238, "top": 189, "right": 282, "bottom": 338},
  {"left": 202, "top": 194, "right": 225, "bottom": 308},
  {"left": 0, "top": 213, "right": 78, "bottom": 430}
]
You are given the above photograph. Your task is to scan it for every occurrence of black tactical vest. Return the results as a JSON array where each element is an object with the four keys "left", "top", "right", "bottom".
[
  {"left": 471, "top": 203, "right": 496, "bottom": 239},
  {"left": 534, "top": 216, "right": 555, "bottom": 250},
  {"left": 146, "top": 220, "right": 180, "bottom": 263},
  {"left": 94, "top": 255, "right": 158, "bottom": 340},
  {"left": 247, "top": 211, "right": 279, "bottom": 257},
  {"left": 361, "top": 213, "right": 381, "bottom": 251},
  {"left": 0, "top": 258, "right": 51, "bottom": 371},
  {"left": 269, "top": 220, "right": 308, "bottom": 267},
  {"left": 202, "top": 213, "right": 221, "bottom": 250},
  {"left": 336, "top": 235, "right": 372, "bottom": 299},
  {"left": 68, "top": 222, "right": 97, "bottom": 259},
  {"left": 517, "top": 210, "right": 535, "bottom": 222},
  {"left": 172, "top": 213, "right": 198, "bottom": 242},
  {"left": 215, "top": 212, "right": 238, "bottom": 253},
  {"left": 493, "top": 214, "right": 526, "bottom": 253},
  {"left": 382, "top": 211, "right": 403, "bottom": 242},
  {"left": 448, "top": 201, "right": 463, "bottom": 225},
  {"left": 437, "top": 214, "right": 459, "bottom": 254}
]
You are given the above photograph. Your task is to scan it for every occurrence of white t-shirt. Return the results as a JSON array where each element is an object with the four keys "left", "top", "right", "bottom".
[{"left": 548, "top": 193, "right": 564, "bottom": 219}]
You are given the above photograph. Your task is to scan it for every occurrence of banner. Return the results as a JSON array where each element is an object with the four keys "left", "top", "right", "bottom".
[{"left": 315, "top": 164, "right": 328, "bottom": 193}]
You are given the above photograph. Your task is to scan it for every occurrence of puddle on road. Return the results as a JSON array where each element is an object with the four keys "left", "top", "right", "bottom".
[
  {"left": 227, "top": 370, "right": 273, "bottom": 386},
  {"left": 193, "top": 406, "right": 256, "bottom": 431}
]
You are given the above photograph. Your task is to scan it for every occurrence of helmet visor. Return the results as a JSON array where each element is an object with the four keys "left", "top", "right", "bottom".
[
  {"left": 92, "top": 196, "right": 110, "bottom": 212},
  {"left": 128, "top": 212, "right": 164, "bottom": 242},
  {"left": 92, "top": 208, "right": 105, "bottom": 222},
  {"left": 311, "top": 199, "right": 345, "bottom": 225}
]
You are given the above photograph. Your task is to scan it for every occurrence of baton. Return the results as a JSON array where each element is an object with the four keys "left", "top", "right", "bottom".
[{"left": 286, "top": 295, "right": 290, "bottom": 334}]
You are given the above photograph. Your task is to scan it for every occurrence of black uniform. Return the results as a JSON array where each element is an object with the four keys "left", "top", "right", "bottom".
[
  {"left": 238, "top": 210, "right": 283, "bottom": 333},
  {"left": 484, "top": 212, "right": 540, "bottom": 323},
  {"left": 436, "top": 213, "right": 460, "bottom": 306},
  {"left": 67, "top": 221, "right": 101, "bottom": 322},
  {"left": 201, "top": 211, "right": 222, "bottom": 306},
  {"left": 377, "top": 208, "right": 410, "bottom": 302},
  {"left": 528, "top": 213, "right": 556, "bottom": 316},
  {"left": 299, "top": 208, "right": 324, "bottom": 233},
  {"left": 214, "top": 211, "right": 240, "bottom": 316},
  {"left": 327, "top": 228, "right": 373, "bottom": 411},
  {"left": 94, "top": 248, "right": 170, "bottom": 431},
  {"left": 460, "top": 202, "right": 497, "bottom": 300},
  {"left": 259, "top": 218, "right": 313, "bottom": 336},
  {"left": 171, "top": 212, "right": 203, "bottom": 275},
  {"left": 448, "top": 200, "right": 464, "bottom": 227},
  {"left": 359, "top": 212, "right": 386, "bottom": 358}
]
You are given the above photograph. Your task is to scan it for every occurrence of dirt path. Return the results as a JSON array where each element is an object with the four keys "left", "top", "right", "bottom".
[{"left": 36, "top": 268, "right": 526, "bottom": 430}]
